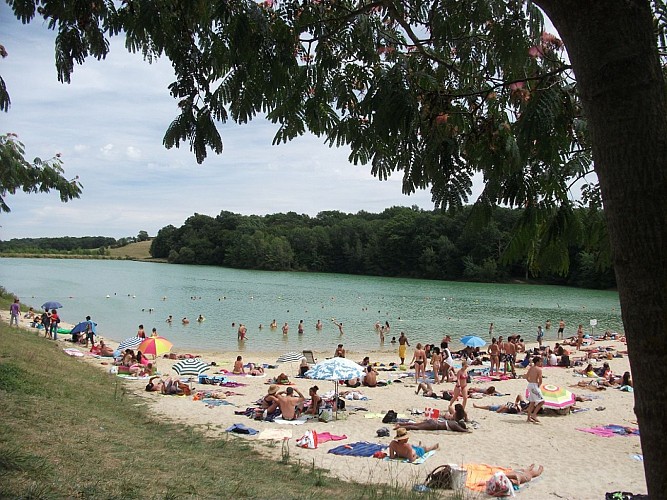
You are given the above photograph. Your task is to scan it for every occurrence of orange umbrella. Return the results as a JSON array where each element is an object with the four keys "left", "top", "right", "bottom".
[{"left": 138, "top": 336, "right": 173, "bottom": 358}]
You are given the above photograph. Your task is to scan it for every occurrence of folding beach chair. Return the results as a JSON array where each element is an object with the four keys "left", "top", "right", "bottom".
[{"left": 302, "top": 350, "right": 317, "bottom": 364}]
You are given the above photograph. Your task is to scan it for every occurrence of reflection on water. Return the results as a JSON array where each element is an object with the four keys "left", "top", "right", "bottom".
[{"left": 0, "top": 258, "right": 622, "bottom": 354}]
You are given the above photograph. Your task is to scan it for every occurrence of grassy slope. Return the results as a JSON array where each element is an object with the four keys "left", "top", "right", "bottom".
[{"left": 107, "top": 240, "right": 154, "bottom": 260}]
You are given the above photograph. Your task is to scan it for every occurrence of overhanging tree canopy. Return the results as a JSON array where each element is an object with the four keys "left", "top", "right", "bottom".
[{"left": 3, "top": 0, "right": 667, "bottom": 495}]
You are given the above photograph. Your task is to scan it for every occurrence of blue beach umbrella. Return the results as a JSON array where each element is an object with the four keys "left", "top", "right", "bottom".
[
  {"left": 460, "top": 335, "right": 486, "bottom": 348},
  {"left": 42, "top": 301, "right": 63, "bottom": 310},
  {"left": 71, "top": 321, "right": 97, "bottom": 335}
]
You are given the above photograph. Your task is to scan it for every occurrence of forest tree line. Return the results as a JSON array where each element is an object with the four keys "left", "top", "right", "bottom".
[
  {"left": 149, "top": 206, "right": 615, "bottom": 289},
  {"left": 0, "top": 232, "right": 151, "bottom": 256}
]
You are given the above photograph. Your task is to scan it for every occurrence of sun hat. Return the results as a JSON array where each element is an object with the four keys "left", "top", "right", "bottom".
[
  {"left": 268, "top": 384, "right": 278, "bottom": 395},
  {"left": 394, "top": 427, "right": 409, "bottom": 441}
]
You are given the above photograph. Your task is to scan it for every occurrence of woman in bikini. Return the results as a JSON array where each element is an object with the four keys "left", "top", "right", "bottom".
[
  {"left": 430, "top": 346, "right": 442, "bottom": 383},
  {"left": 410, "top": 343, "right": 427, "bottom": 382},
  {"left": 448, "top": 357, "right": 469, "bottom": 413},
  {"left": 488, "top": 337, "right": 500, "bottom": 376}
]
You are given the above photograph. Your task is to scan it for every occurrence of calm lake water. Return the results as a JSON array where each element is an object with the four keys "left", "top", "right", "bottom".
[{"left": 0, "top": 258, "right": 623, "bottom": 354}]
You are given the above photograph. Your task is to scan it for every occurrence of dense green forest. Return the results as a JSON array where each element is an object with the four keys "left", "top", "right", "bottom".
[{"left": 150, "top": 206, "right": 615, "bottom": 289}]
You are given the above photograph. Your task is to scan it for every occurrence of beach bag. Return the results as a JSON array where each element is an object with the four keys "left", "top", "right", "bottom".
[
  {"left": 382, "top": 410, "right": 397, "bottom": 423},
  {"left": 296, "top": 430, "right": 318, "bottom": 449},
  {"left": 424, "top": 407, "right": 440, "bottom": 419},
  {"left": 318, "top": 408, "right": 333, "bottom": 422},
  {"left": 485, "top": 471, "right": 515, "bottom": 497},
  {"left": 425, "top": 464, "right": 452, "bottom": 489}
]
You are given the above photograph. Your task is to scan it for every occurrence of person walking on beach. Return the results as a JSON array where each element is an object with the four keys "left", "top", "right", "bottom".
[
  {"left": 488, "top": 338, "right": 500, "bottom": 376},
  {"left": 525, "top": 356, "right": 544, "bottom": 423},
  {"left": 503, "top": 336, "right": 517, "bottom": 377},
  {"left": 545, "top": 319, "right": 552, "bottom": 332},
  {"left": 576, "top": 324, "right": 585, "bottom": 351},
  {"left": 9, "top": 298, "right": 20, "bottom": 327},
  {"left": 398, "top": 332, "right": 410, "bottom": 365},
  {"left": 41, "top": 310, "right": 52, "bottom": 339},
  {"left": 557, "top": 319, "right": 565, "bottom": 339},
  {"left": 449, "top": 357, "right": 469, "bottom": 413}
]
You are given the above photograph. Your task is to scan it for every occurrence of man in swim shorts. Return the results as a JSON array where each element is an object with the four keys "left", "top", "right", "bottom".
[
  {"left": 389, "top": 428, "right": 439, "bottom": 462},
  {"left": 398, "top": 332, "right": 410, "bottom": 365},
  {"left": 525, "top": 356, "right": 544, "bottom": 423}
]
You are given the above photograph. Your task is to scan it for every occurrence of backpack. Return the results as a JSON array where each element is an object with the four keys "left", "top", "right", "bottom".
[
  {"left": 382, "top": 410, "right": 397, "bottom": 423},
  {"left": 425, "top": 464, "right": 452, "bottom": 489}
]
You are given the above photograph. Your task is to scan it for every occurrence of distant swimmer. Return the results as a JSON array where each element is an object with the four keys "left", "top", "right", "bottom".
[
  {"left": 316, "top": 319, "right": 323, "bottom": 330},
  {"left": 197, "top": 314, "right": 205, "bottom": 322},
  {"left": 282, "top": 322, "right": 289, "bottom": 335},
  {"left": 270, "top": 319, "right": 277, "bottom": 329},
  {"left": 182, "top": 317, "right": 190, "bottom": 324},
  {"left": 166, "top": 315, "right": 173, "bottom": 324}
]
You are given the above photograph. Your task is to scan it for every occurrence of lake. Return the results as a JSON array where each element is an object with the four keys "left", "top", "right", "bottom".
[{"left": 0, "top": 258, "right": 623, "bottom": 354}]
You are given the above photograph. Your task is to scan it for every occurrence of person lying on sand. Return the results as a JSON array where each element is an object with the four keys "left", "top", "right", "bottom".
[
  {"left": 145, "top": 376, "right": 190, "bottom": 395},
  {"left": 474, "top": 394, "right": 530, "bottom": 414},
  {"left": 505, "top": 464, "right": 544, "bottom": 486},
  {"left": 389, "top": 427, "right": 439, "bottom": 462},
  {"left": 394, "top": 417, "right": 470, "bottom": 433}
]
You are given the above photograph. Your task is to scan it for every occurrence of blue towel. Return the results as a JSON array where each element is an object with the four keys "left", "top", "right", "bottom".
[
  {"left": 226, "top": 423, "right": 259, "bottom": 435},
  {"left": 328, "top": 441, "right": 386, "bottom": 457}
]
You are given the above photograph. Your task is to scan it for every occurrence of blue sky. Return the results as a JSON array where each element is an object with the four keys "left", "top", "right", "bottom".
[{"left": 2, "top": 9, "right": 469, "bottom": 240}]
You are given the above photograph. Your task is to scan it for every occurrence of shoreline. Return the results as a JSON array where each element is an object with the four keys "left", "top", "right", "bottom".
[{"left": 0, "top": 309, "right": 646, "bottom": 498}]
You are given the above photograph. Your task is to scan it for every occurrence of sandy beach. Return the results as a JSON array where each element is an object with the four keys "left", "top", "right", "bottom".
[{"left": 3, "top": 311, "right": 647, "bottom": 499}]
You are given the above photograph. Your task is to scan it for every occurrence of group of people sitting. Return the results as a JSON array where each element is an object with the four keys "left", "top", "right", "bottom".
[{"left": 115, "top": 349, "right": 155, "bottom": 376}]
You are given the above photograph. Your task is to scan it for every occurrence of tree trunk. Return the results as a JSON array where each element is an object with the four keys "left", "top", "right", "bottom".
[{"left": 536, "top": 1, "right": 667, "bottom": 496}]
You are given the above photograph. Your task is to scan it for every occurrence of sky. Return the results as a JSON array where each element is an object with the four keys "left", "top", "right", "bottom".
[{"left": 1, "top": 8, "right": 475, "bottom": 241}]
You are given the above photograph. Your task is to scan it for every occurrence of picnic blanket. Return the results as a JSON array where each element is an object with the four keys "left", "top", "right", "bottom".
[
  {"left": 383, "top": 450, "right": 437, "bottom": 465},
  {"left": 201, "top": 398, "right": 234, "bottom": 407},
  {"left": 63, "top": 348, "right": 84, "bottom": 357},
  {"left": 328, "top": 442, "right": 386, "bottom": 457},
  {"left": 577, "top": 424, "right": 640, "bottom": 437}
]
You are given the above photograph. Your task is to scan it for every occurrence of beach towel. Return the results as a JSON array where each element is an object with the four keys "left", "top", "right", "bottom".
[
  {"left": 63, "top": 348, "right": 84, "bottom": 357},
  {"left": 219, "top": 381, "right": 247, "bottom": 388},
  {"left": 273, "top": 415, "right": 309, "bottom": 425},
  {"left": 577, "top": 425, "right": 640, "bottom": 437},
  {"left": 202, "top": 398, "right": 234, "bottom": 407},
  {"left": 463, "top": 464, "right": 513, "bottom": 493},
  {"left": 316, "top": 432, "right": 347, "bottom": 443},
  {"left": 383, "top": 450, "right": 437, "bottom": 465},
  {"left": 226, "top": 423, "right": 259, "bottom": 435},
  {"left": 328, "top": 442, "right": 386, "bottom": 457},
  {"left": 258, "top": 429, "right": 293, "bottom": 440}
]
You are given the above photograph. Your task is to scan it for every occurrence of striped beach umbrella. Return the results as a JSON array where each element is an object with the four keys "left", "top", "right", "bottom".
[
  {"left": 117, "top": 337, "right": 143, "bottom": 351},
  {"left": 305, "top": 358, "right": 365, "bottom": 420},
  {"left": 172, "top": 358, "right": 210, "bottom": 377},
  {"left": 276, "top": 352, "right": 305, "bottom": 364},
  {"left": 526, "top": 383, "right": 575, "bottom": 409},
  {"left": 138, "top": 336, "right": 173, "bottom": 358}
]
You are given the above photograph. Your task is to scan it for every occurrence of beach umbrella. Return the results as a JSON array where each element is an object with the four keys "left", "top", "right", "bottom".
[
  {"left": 305, "top": 358, "right": 365, "bottom": 420},
  {"left": 42, "top": 301, "right": 63, "bottom": 310},
  {"left": 138, "top": 336, "right": 173, "bottom": 358},
  {"left": 276, "top": 352, "right": 304, "bottom": 364},
  {"left": 526, "top": 383, "right": 575, "bottom": 409},
  {"left": 71, "top": 321, "right": 97, "bottom": 335},
  {"left": 172, "top": 358, "right": 210, "bottom": 377},
  {"left": 117, "top": 336, "right": 143, "bottom": 351},
  {"left": 460, "top": 335, "right": 486, "bottom": 348}
]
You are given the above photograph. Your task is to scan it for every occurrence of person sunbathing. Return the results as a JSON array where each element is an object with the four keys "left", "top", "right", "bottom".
[
  {"left": 305, "top": 386, "right": 322, "bottom": 415},
  {"left": 145, "top": 376, "right": 190, "bottom": 395},
  {"left": 275, "top": 386, "right": 305, "bottom": 420},
  {"left": 362, "top": 365, "right": 378, "bottom": 387},
  {"left": 394, "top": 417, "right": 470, "bottom": 433},
  {"left": 232, "top": 355, "right": 245, "bottom": 374},
  {"left": 474, "top": 394, "right": 530, "bottom": 414},
  {"left": 505, "top": 464, "right": 544, "bottom": 486},
  {"left": 247, "top": 363, "right": 264, "bottom": 376},
  {"left": 388, "top": 427, "right": 439, "bottom": 462}
]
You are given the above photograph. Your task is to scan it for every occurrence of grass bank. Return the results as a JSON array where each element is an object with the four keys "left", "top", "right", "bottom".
[{"left": 0, "top": 319, "right": 450, "bottom": 499}]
